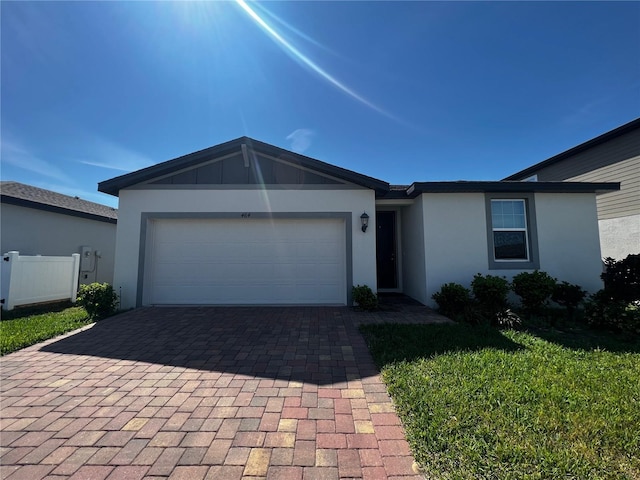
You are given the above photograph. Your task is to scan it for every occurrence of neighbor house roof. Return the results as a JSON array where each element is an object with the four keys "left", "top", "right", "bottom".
[
  {"left": 99, "top": 136, "right": 390, "bottom": 196},
  {"left": 503, "top": 117, "right": 640, "bottom": 181},
  {"left": 1, "top": 182, "right": 117, "bottom": 224}
]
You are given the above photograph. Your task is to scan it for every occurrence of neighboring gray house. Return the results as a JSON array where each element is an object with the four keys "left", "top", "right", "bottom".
[
  {"left": 504, "top": 118, "right": 640, "bottom": 260},
  {"left": 0, "top": 182, "right": 118, "bottom": 284},
  {"left": 98, "top": 137, "right": 617, "bottom": 309}
]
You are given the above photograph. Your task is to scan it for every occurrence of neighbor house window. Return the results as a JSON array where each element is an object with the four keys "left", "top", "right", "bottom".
[{"left": 485, "top": 193, "right": 539, "bottom": 270}]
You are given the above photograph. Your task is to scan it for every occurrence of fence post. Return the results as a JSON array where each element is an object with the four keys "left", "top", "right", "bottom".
[
  {"left": 70, "top": 253, "right": 80, "bottom": 303},
  {"left": 1, "top": 251, "right": 20, "bottom": 311}
]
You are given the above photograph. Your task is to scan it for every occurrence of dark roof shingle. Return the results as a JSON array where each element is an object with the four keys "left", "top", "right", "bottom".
[{"left": 1, "top": 182, "right": 117, "bottom": 222}]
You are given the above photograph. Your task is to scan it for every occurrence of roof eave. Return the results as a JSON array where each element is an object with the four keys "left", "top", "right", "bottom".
[
  {"left": 1, "top": 195, "right": 117, "bottom": 223},
  {"left": 408, "top": 181, "right": 620, "bottom": 195}
]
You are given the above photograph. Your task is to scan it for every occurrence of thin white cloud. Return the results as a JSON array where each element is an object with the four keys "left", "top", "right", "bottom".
[
  {"left": 561, "top": 97, "right": 610, "bottom": 127},
  {"left": 76, "top": 136, "right": 153, "bottom": 172},
  {"left": 0, "top": 140, "right": 71, "bottom": 183},
  {"left": 286, "top": 129, "right": 314, "bottom": 153}
]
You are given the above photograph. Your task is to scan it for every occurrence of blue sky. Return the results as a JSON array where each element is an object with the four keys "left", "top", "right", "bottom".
[{"left": 2, "top": 1, "right": 639, "bottom": 208}]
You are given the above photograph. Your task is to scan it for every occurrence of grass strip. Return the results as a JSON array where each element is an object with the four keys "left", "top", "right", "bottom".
[
  {"left": 1, "top": 306, "right": 91, "bottom": 355},
  {"left": 361, "top": 323, "right": 640, "bottom": 480}
]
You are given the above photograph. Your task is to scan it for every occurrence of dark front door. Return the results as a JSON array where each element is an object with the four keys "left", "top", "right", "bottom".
[{"left": 376, "top": 211, "right": 397, "bottom": 289}]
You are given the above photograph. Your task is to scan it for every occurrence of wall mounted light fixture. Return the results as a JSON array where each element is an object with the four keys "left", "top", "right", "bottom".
[{"left": 360, "top": 212, "right": 369, "bottom": 232}]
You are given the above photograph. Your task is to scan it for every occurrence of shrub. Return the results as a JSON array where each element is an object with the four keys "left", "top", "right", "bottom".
[
  {"left": 432, "top": 283, "right": 473, "bottom": 323},
  {"left": 551, "top": 281, "right": 587, "bottom": 319},
  {"left": 601, "top": 254, "right": 640, "bottom": 304},
  {"left": 582, "top": 255, "right": 640, "bottom": 333},
  {"left": 352, "top": 285, "right": 378, "bottom": 311},
  {"left": 584, "top": 289, "right": 640, "bottom": 333},
  {"left": 471, "top": 274, "right": 510, "bottom": 325},
  {"left": 511, "top": 271, "right": 557, "bottom": 313},
  {"left": 77, "top": 283, "right": 118, "bottom": 319}
]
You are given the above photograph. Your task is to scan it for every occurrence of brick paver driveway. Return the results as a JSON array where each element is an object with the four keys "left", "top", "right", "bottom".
[{"left": 1, "top": 304, "right": 449, "bottom": 479}]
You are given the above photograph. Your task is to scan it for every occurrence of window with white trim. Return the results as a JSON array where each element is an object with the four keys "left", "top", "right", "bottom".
[
  {"left": 485, "top": 193, "right": 539, "bottom": 270},
  {"left": 491, "top": 199, "right": 529, "bottom": 261}
]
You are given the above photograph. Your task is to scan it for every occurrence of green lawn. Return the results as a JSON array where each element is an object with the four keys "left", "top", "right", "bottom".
[
  {"left": 1, "top": 305, "right": 92, "bottom": 355},
  {"left": 361, "top": 323, "right": 640, "bottom": 480}
]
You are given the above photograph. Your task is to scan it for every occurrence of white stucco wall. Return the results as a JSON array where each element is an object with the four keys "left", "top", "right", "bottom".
[
  {"left": 599, "top": 214, "right": 640, "bottom": 260},
  {"left": 0, "top": 203, "right": 116, "bottom": 285},
  {"left": 113, "top": 188, "right": 377, "bottom": 309},
  {"left": 419, "top": 192, "right": 604, "bottom": 307},
  {"left": 400, "top": 199, "right": 427, "bottom": 304},
  {"left": 422, "top": 193, "right": 488, "bottom": 307},
  {"left": 534, "top": 193, "right": 603, "bottom": 293}
]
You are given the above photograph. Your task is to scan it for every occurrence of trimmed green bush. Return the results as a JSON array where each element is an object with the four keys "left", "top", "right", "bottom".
[
  {"left": 601, "top": 254, "right": 640, "bottom": 304},
  {"left": 585, "top": 289, "right": 640, "bottom": 333},
  {"left": 512, "top": 270, "right": 557, "bottom": 313},
  {"left": 352, "top": 285, "right": 378, "bottom": 311},
  {"left": 582, "top": 255, "right": 640, "bottom": 333},
  {"left": 432, "top": 283, "right": 474, "bottom": 323},
  {"left": 552, "top": 281, "right": 587, "bottom": 319},
  {"left": 76, "top": 283, "right": 118, "bottom": 319},
  {"left": 471, "top": 274, "right": 515, "bottom": 326}
]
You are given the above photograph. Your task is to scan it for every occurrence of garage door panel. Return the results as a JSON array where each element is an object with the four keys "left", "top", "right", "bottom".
[
  {"left": 146, "top": 218, "right": 346, "bottom": 305},
  {"left": 294, "top": 263, "right": 340, "bottom": 281}
]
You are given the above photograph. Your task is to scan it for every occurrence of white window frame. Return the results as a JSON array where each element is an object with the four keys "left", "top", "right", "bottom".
[
  {"left": 491, "top": 199, "right": 530, "bottom": 262},
  {"left": 485, "top": 192, "right": 540, "bottom": 270}
]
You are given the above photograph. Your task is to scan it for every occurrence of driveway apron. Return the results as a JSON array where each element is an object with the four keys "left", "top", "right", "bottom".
[{"left": 1, "top": 305, "right": 449, "bottom": 479}]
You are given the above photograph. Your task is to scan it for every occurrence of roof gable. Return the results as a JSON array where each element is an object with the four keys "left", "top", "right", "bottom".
[
  {"left": 149, "top": 151, "right": 343, "bottom": 186},
  {"left": 99, "top": 137, "right": 389, "bottom": 196}
]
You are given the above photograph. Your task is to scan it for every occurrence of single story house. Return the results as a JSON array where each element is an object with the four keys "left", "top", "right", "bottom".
[
  {"left": 504, "top": 117, "right": 639, "bottom": 261},
  {"left": 98, "top": 137, "right": 618, "bottom": 309},
  {"left": 1, "top": 181, "right": 118, "bottom": 285}
]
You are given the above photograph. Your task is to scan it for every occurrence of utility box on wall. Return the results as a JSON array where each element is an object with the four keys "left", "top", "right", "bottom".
[
  {"left": 80, "top": 246, "right": 93, "bottom": 273},
  {"left": 78, "top": 246, "right": 106, "bottom": 283}
]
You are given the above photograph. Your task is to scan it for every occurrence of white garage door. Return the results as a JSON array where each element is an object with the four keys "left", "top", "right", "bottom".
[{"left": 145, "top": 218, "right": 346, "bottom": 305}]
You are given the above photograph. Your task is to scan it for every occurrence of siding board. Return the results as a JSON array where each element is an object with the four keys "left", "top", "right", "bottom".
[{"left": 570, "top": 156, "right": 640, "bottom": 220}]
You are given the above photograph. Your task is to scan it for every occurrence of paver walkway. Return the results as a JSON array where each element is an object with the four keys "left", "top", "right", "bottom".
[{"left": 1, "top": 303, "right": 450, "bottom": 480}]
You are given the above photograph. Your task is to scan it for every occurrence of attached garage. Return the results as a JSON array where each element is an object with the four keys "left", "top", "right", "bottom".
[
  {"left": 143, "top": 217, "right": 347, "bottom": 305},
  {"left": 100, "top": 137, "right": 386, "bottom": 309}
]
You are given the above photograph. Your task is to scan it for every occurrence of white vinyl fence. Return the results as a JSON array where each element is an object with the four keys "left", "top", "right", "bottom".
[{"left": 1, "top": 251, "right": 80, "bottom": 311}]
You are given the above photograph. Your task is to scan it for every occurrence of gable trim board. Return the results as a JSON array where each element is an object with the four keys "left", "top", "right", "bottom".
[
  {"left": 101, "top": 136, "right": 620, "bottom": 309},
  {"left": 128, "top": 184, "right": 365, "bottom": 191}
]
